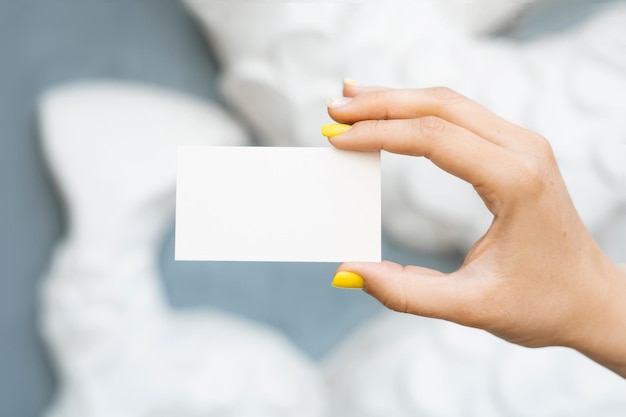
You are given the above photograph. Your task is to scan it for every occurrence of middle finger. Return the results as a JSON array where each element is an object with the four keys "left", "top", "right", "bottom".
[{"left": 329, "top": 87, "right": 530, "bottom": 149}]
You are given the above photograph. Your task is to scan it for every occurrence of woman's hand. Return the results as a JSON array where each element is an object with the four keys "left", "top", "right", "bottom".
[{"left": 322, "top": 84, "right": 626, "bottom": 377}]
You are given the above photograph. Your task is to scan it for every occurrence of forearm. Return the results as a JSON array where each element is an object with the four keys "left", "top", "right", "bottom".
[{"left": 572, "top": 262, "right": 626, "bottom": 378}]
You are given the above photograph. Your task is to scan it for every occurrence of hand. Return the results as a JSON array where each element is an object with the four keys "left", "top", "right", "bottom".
[{"left": 322, "top": 85, "right": 626, "bottom": 377}]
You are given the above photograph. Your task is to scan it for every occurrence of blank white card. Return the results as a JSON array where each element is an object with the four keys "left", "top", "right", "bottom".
[{"left": 175, "top": 146, "right": 381, "bottom": 262}]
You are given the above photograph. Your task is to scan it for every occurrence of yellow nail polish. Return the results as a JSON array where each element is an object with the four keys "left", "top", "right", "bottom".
[
  {"left": 332, "top": 271, "right": 364, "bottom": 289},
  {"left": 343, "top": 77, "right": 357, "bottom": 86},
  {"left": 321, "top": 123, "right": 351, "bottom": 137}
]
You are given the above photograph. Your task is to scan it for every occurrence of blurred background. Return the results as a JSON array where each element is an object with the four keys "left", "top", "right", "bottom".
[{"left": 0, "top": 1, "right": 620, "bottom": 416}]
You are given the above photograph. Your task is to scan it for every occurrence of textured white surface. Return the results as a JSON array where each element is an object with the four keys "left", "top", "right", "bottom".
[
  {"left": 38, "top": 81, "right": 327, "bottom": 417},
  {"left": 36, "top": 0, "right": 626, "bottom": 415},
  {"left": 184, "top": 0, "right": 626, "bottom": 259},
  {"left": 182, "top": 0, "right": 626, "bottom": 415},
  {"left": 324, "top": 312, "right": 626, "bottom": 417}
]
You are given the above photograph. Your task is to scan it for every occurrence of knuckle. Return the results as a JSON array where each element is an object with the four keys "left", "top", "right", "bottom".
[
  {"left": 361, "top": 119, "right": 394, "bottom": 152},
  {"left": 385, "top": 294, "right": 410, "bottom": 315},
  {"left": 428, "top": 86, "right": 466, "bottom": 104},
  {"left": 384, "top": 282, "right": 411, "bottom": 314},
  {"left": 366, "top": 284, "right": 408, "bottom": 314},
  {"left": 371, "top": 91, "right": 392, "bottom": 119},
  {"left": 531, "top": 134, "right": 557, "bottom": 161},
  {"left": 498, "top": 135, "right": 557, "bottom": 197},
  {"left": 414, "top": 116, "right": 448, "bottom": 139},
  {"left": 366, "top": 265, "right": 412, "bottom": 315},
  {"left": 369, "top": 119, "right": 392, "bottom": 139},
  {"left": 510, "top": 158, "right": 547, "bottom": 195},
  {"left": 370, "top": 118, "right": 388, "bottom": 132},
  {"left": 510, "top": 145, "right": 556, "bottom": 195}
]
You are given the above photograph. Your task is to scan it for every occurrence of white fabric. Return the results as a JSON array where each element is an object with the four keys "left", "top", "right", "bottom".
[
  {"left": 324, "top": 312, "right": 626, "bottom": 417},
  {"left": 184, "top": 0, "right": 626, "bottom": 258},
  {"left": 38, "top": 81, "right": 327, "bottom": 417},
  {"left": 182, "top": 1, "right": 626, "bottom": 415},
  {"left": 38, "top": 1, "right": 626, "bottom": 415}
]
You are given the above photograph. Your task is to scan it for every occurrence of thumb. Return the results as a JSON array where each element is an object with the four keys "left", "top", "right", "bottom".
[{"left": 333, "top": 261, "right": 474, "bottom": 322}]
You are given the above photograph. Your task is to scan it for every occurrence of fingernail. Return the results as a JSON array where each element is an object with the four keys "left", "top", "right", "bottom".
[
  {"left": 332, "top": 271, "right": 364, "bottom": 289},
  {"left": 321, "top": 123, "right": 352, "bottom": 137},
  {"left": 325, "top": 97, "right": 353, "bottom": 109},
  {"left": 343, "top": 77, "right": 357, "bottom": 86}
]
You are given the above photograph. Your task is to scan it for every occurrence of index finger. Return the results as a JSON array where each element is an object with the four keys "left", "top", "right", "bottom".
[{"left": 324, "top": 116, "right": 517, "bottom": 203}]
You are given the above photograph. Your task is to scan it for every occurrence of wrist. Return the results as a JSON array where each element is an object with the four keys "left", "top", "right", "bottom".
[{"left": 567, "top": 261, "right": 626, "bottom": 377}]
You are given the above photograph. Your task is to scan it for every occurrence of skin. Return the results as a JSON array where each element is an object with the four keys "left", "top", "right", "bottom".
[{"left": 325, "top": 84, "right": 626, "bottom": 378}]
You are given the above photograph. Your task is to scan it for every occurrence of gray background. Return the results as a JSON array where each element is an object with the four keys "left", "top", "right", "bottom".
[{"left": 0, "top": 1, "right": 615, "bottom": 416}]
